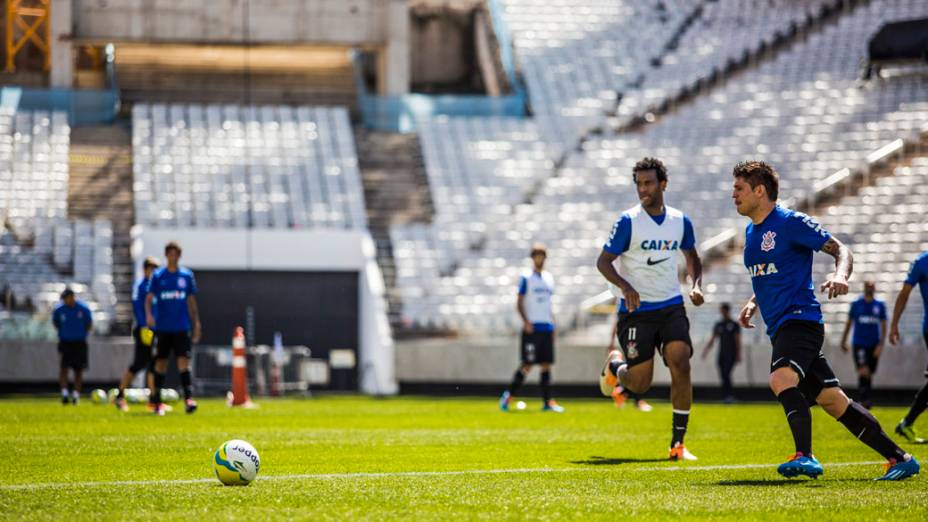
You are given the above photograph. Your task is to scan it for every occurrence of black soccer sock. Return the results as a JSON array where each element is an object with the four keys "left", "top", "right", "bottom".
[
  {"left": 903, "top": 381, "right": 928, "bottom": 426},
  {"left": 857, "top": 375, "right": 871, "bottom": 403},
  {"left": 508, "top": 369, "right": 526, "bottom": 396},
  {"left": 839, "top": 401, "right": 908, "bottom": 462},
  {"left": 180, "top": 370, "right": 193, "bottom": 400},
  {"left": 626, "top": 389, "right": 640, "bottom": 402},
  {"left": 152, "top": 371, "right": 165, "bottom": 404},
  {"left": 777, "top": 387, "right": 812, "bottom": 456},
  {"left": 671, "top": 409, "right": 689, "bottom": 447},
  {"left": 540, "top": 370, "right": 552, "bottom": 403}
]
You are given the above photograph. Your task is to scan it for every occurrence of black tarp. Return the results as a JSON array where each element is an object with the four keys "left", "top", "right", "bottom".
[{"left": 868, "top": 18, "right": 928, "bottom": 62}]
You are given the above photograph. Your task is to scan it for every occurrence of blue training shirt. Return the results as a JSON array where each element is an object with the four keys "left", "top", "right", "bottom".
[
  {"left": 148, "top": 266, "right": 197, "bottom": 333},
  {"left": 904, "top": 251, "right": 928, "bottom": 332},
  {"left": 743, "top": 205, "right": 831, "bottom": 338},
  {"left": 52, "top": 300, "right": 93, "bottom": 341},
  {"left": 603, "top": 209, "right": 696, "bottom": 313},
  {"left": 131, "top": 276, "right": 153, "bottom": 327},
  {"left": 849, "top": 297, "right": 886, "bottom": 347}
]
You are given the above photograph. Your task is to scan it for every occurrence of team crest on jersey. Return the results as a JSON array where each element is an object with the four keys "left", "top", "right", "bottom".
[
  {"left": 760, "top": 231, "right": 776, "bottom": 252},
  {"left": 178, "top": 278, "right": 187, "bottom": 289},
  {"left": 626, "top": 341, "right": 638, "bottom": 359}
]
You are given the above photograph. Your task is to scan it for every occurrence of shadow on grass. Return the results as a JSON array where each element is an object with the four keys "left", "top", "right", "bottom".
[
  {"left": 716, "top": 479, "right": 823, "bottom": 487},
  {"left": 571, "top": 456, "right": 668, "bottom": 466}
]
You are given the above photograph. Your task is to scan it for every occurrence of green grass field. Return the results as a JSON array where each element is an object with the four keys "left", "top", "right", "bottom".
[{"left": 2, "top": 396, "right": 926, "bottom": 521}]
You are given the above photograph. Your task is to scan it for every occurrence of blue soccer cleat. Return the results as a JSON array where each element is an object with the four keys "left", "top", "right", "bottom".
[
  {"left": 876, "top": 456, "right": 920, "bottom": 481},
  {"left": 499, "top": 391, "right": 511, "bottom": 412},
  {"left": 542, "top": 400, "right": 564, "bottom": 413},
  {"left": 777, "top": 453, "right": 823, "bottom": 479}
]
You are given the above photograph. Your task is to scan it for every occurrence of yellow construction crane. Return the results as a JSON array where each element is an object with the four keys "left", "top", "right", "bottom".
[{"left": 5, "top": 0, "right": 50, "bottom": 72}]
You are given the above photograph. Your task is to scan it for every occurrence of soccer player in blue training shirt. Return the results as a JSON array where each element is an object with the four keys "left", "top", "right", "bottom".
[
  {"left": 888, "top": 250, "right": 928, "bottom": 444},
  {"left": 732, "top": 160, "right": 919, "bottom": 480},
  {"left": 701, "top": 303, "right": 742, "bottom": 404},
  {"left": 500, "top": 244, "right": 564, "bottom": 413},
  {"left": 52, "top": 288, "right": 93, "bottom": 405},
  {"left": 115, "top": 256, "right": 160, "bottom": 412},
  {"left": 145, "top": 241, "right": 201, "bottom": 416},
  {"left": 839, "top": 280, "right": 886, "bottom": 409},
  {"left": 597, "top": 157, "right": 705, "bottom": 461}
]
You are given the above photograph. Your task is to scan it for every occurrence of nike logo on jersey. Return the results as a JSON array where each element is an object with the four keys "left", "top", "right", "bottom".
[{"left": 647, "top": 257, "right": 670, "bottom": 266}]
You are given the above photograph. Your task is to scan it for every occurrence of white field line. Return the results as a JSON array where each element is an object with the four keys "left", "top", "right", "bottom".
[{"left": 0, "top": 461, "right": 883, "bottom": 491}]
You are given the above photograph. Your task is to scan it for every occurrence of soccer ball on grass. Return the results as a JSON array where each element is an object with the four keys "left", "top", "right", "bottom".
[{"left": 213, "top": 440, "right": 260, "bottom": 486}]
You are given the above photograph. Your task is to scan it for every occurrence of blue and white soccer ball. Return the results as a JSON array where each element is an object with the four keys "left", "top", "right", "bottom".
[{"left": 213, "top": 440, "right": 260, "bottom": 486}]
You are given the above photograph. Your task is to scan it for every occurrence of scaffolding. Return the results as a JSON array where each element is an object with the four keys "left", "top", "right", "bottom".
[{"left": 4, "top": 0, "right": 50, "bottom": 72}]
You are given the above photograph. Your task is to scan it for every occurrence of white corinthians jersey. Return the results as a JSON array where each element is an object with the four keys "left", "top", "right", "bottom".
[
  {"left": 610, "top": 204, "right": 686, "bottom": 304},
  {"left": 519, "top": 270, "right": 555, "bottom": 326}
]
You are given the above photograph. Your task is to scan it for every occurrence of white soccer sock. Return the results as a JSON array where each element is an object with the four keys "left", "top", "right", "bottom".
[
  {"left": 71, "top": 390, "right": 79, "bottom": 399},
  {"left": 61, "top": 388, "right": 69, "bottom": 397}
]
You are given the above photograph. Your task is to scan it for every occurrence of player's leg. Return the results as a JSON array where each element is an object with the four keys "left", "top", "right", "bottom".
[
  {"left": 897, "top": 333, "right": 928, "bottom": 443},
  {"left": 664, "top": 340, "right": 694, "bottom": 459},
  {"left": 177, "top": 332, "right": 196, "bottom": 413},
  {"left": 151, "top": 333, "right": 170, "bottom": 415},
  {"left": 817, "top": 384, "right": 920, "bottom": 480},
  {"left": 73, "top": 368, "right": 83, "bottom": 404},
  {"left": 853, "top": 346, "right": 872, "bottom": 406},
  {"left": 719, "top": 356, "right": 735, "bottom": 403},
  {"left": 601, "top": 314, "right": 656, "bottom": 395},
  {"left": 501, "top": 331, "right": 535, "bottom": 411},
  {"left": 58, "top": 363, "right": 69, "bottom": 405}
]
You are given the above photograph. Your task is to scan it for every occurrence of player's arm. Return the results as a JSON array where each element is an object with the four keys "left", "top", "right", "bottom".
[
  {"left": 52, "top": 309, "right": 61, "bottom": 330},
  {"left": 738, "top": 294, "right": 758, "bottom": 329},
  {"left": 875, "top": 318, "right": 887, "bottom": 358},
  {"left": 85, "top": 307, "right": 93, "bottom": 334},
  {"left": 682, "top": 248, "right": 704, "bottom": 306},
  {"left": 596, "top": 250, "right": 640, "bottom": 312},
  {"left": 839, "top": 315, "right": 853, "bottom": 352},
  {"left": 144, "top": 293, "right": 155, "bottom": 328},
  {"left": 889, "top": 283, "right": 913, "bottom": 345},
  {"left": 820, "top": 237, "right": 853, "bottom": 299},
  {"left": 187, "top": 295, "right": 201, "bottom": 344},
  {"left": 516, "top": 277, "right": 532, "bottom": 334},
  {"left": 700, "top": 330, "right": 717, "bottom": 360}
]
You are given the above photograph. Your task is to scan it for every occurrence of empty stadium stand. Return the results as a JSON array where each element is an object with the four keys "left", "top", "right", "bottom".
[
  {"left": 132, "top": 103, "right": 366, "bottom": 231},
  {"left": 391, "top": 0, "right": 928, "bottom": 335}
]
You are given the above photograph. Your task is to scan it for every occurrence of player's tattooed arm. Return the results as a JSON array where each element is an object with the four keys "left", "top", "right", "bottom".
[
  {"left": 682, "top": 248, "right": 704, "bottom": 306},
  {"left": 820, "top": 237, "right": 852, "bottom": 299},
  {"left": 187, "top": 295, "right": 202, "bottom": 343},
  {"left": 596, "top": 250, "right": 640, "bottom": 312}
]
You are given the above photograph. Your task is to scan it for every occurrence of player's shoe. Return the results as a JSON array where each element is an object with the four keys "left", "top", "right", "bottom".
[
  {"left": 499, "top": 391, "right": 511, "bottom": 412},
  {"left": 184, "top": 398, "right": 198, "bottom": 414},
  {"left": 636, "top": 399, "right": 653, "bottom": 412},
  {"left": 610, "top": 386, "right": 627, "bottom": 408},
  {"left": 147, "top": 402, "right": 174, "bottom": 413},
  {"left": 61, "top": 394, "right": 69, "bottom": 405},
  {"left": 542, "top": 400, "right": 565, "bottom": 413},
  {"left": 895, "top": 420, "right": 927, "bottom": 444},
  {"left": 114, "top": 397, "right": 129, "bottom": 412},
  {"left": 876, "top": 455, "right": 920, "bottom": 481},
  {"left": 600, "top": 350, "right": 625, "bottom": 396},
  {"left": 153, "top": 403, "right": 167, "bottom": 416},
  {"left": 669, "top": 442, "right": 697, "bottom": 461},
  {"left": 777, "top": 453, "right": 823, "bottom": 479},
  {"left": 70, "top": 394, "right": 79, "bottom": 406}
]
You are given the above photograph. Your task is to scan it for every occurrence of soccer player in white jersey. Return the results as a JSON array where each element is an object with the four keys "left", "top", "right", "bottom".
[
  {"left": 500, "top": 244, "right": 564, "bottom": 413},
  {"left": 596, "top": 157, "right": 705, "bottom": 461}
]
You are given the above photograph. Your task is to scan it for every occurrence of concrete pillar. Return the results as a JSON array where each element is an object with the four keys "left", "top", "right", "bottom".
[
  {"left": 378, "top": 0, "right": 409, "bottom": 96},
  {"left": 50, "top": 0, "right": 74, "bottom": 88}
]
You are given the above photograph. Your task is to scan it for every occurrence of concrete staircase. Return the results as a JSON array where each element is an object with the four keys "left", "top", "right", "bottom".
[
  {"left": 354, "top": 129, "right": 433, "bottom": 326},
  {"left": 67, "top": 124, "right": 135, "bottom": 334}
]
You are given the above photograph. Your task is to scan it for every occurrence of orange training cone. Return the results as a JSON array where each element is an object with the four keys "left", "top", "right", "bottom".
[{"left": 230, "top": 326, "right": 253, "bottom": 407}]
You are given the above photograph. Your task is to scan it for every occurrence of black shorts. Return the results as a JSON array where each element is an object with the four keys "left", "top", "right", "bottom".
[
  {"left": 130, "top": 327, "right": 156, "bottom": 373},
  {"left": 771, "top": 320, "right": 839, "bottom": 401},
  {"left": 852, "top": 344, "right": 879, "bottom": 374},
  {"left": 58, "top": 341, "right": 88, "bottom": 370},
  {"left": 154, "top": 331, "right": 192, "bottom": 360},
  {"left": 521, "top": 330, "right": 554, "bottom": 364},
  {"left": 616, "top": 304, "right": 692, "bottom": 368}
]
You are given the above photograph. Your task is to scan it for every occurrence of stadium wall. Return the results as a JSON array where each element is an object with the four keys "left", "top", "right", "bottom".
[
  {"left": 134, "top": 227, "right": 397, "bottom": 395},
  {"left": 395, "top": 329, "right": 928, "bottom": 391}
]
